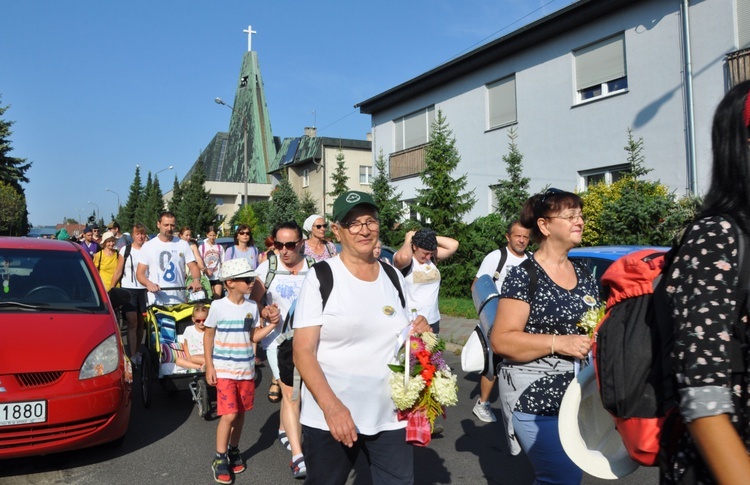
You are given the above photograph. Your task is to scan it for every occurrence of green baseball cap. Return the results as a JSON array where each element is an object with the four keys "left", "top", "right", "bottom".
[{"left": 331, "top": 191, "right": 377, "bottom": 222}]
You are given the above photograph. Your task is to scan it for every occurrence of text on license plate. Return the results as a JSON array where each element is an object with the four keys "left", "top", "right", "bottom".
[{"left": 0, "top": 400, "right": 47, "bottom": 426}]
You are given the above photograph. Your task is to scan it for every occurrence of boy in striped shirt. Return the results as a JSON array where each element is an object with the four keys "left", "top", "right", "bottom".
[{"left": 204, "top": 258, "right": 279, "bottom": 484}]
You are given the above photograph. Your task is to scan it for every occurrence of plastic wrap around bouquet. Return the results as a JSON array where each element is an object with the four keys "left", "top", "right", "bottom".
[{"left": 388, "top": 329, "right": 458, "bottom": 446}]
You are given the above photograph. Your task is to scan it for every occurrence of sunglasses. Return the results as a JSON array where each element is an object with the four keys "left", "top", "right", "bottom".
[
  {"left": 314, "top": 223, "right": 328, "bottom": 229},
  {"left": 193, "top": 318, "right": 206, "bottom": 323},
  {"left": 232, "top": 277, "right": 254, "bottom": 284},
  {"left": 274, "top": 240, "right": 300, "bottom": 250},
  {"left": 238, "top": 231, "right": 251, "bottom": 236}
]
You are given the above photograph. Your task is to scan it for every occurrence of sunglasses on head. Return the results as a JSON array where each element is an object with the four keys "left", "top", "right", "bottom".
[
  {"left": 274, "top": 240, "right": 300, "bottom": 250},
  {"left": 314, "top": 223, "right": 328, "bottom": 229}
]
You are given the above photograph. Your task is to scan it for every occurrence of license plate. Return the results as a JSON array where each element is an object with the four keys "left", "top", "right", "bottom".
[{"left": 0, "top": 400, "right": 47, "bottom": 426}]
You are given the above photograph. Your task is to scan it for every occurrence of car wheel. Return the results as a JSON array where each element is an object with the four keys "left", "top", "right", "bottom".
[
  {"left": 197, "top": 378, "right": 210, "bottom": 419},
  {"left": 140, "top": 350, "right": 152, "bottom": 408}
]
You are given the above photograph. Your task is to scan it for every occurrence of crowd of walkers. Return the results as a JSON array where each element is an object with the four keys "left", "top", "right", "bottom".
[{"left": 43, "top": 83, "right": 750, "bottom": 485}]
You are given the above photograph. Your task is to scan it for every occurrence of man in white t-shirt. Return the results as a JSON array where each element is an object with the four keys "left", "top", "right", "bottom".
[
  {"left": 136, "top": 211, "right": 202, "bottom": 306},
  {"left": 470, "top": 220, "right": 530, "bottom": 423}
]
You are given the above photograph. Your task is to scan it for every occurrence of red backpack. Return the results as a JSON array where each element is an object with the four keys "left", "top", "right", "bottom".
[{"left": 592, "top": 234, "right": 749, "bottom": 466}]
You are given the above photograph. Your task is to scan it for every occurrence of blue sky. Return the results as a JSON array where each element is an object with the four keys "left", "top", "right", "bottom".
[{"left": 1, "top": 0, "right": 574, "bottom": 226}]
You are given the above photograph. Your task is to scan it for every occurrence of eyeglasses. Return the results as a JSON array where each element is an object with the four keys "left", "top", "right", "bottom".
[
  {"left": 314, "top": 223, "right": 328, "bottom": 229},
  {"left": 341, "top": 219, "right": 380, "bottom": 234},
  {"left": 193, "top": 318, "right": 206, "bottom": 323},
  {"left": 547, "top": 214, "right": 585, "bottom": 223},
  {"left": 273, "top": 240, "right": 300, "bottom": 250},
  {"left": 232, "top": 277, "right": 255, "bottom": 284},
  {"left": 238, "top": 231, "right": 251, "bottom": 236}
]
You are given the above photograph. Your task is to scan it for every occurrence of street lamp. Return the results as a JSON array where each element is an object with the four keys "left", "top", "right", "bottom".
[
  {"left": 87, "top": 201, "right": 99, "bottom": 223},
  {"left": 105, "top": 188, "right": 121, "bottom": 213},
  {"left": 215, "top": 97, "right": 249, "bottom": 207},
  {"left": 154, "top": 165, "right": 174, "bottom": 180}
]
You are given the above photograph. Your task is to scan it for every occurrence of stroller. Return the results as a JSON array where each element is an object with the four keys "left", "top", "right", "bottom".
[{"left": 140, "top": 297, "right": 213, "bottom": 419}]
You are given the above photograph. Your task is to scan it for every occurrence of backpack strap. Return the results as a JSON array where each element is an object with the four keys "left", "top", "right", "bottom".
[
  {"left": 728, "top": 218, "right": 750, "bottom": 376},
  {"left": 314, "top": 260, "right": 334, "bottom": 310},
  {"left": 519, "top": 258, "right": 538, "bottom": 301},
  {"left": 493, "top": 247, "right": 508, "bottom": 283},
  {"left": 399, "top": 259, "right": 413, "bottom": 278},
  {"left": 122, "top": 244, "right": 133, "bottom": 283},
  {"left": 380, "top": 261, "right": 406, "bottom": 309},
  {"left": 265, "top": 253, "right": 278, "bottom": 289}
]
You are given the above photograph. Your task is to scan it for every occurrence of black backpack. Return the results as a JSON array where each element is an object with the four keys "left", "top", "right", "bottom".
[
  {"left": 592, "top": 219, "right": 750, "bottom": 466},
  {"left": 276, "top": 260, "right": 406, "bottom": 393}
]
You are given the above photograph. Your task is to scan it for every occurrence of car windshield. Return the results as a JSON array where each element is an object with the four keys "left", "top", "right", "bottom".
[{"left": 0, "top": 249, "right": 105, "bottom": 311}]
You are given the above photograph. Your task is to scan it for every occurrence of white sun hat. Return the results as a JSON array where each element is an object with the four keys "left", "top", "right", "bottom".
[
  {"left": 558, "top": 365, "right": 640, "bottom": 480},
  {"left": 219, "top": 258, "right": 257, "bottom": 281}
]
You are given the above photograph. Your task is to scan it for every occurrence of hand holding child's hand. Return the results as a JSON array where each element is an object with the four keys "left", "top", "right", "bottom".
[{"left": 266, "top": 304, "right": 280, "bottom": 325}]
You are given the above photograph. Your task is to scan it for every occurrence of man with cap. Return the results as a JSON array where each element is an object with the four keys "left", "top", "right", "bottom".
[
  {"left": 80, "top": 226, "right": 100, "bottom": 258},
  {"left": 136, "top": 211, "right": 202, "bottom": 306}
]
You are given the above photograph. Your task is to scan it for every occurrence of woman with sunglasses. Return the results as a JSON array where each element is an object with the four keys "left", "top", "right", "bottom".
[
  {"left": 249, "top": 221, "right": 315, "bottom": 479},
  {"left": 302, "top": 214, "right": 337, "bottom": 262},
  {"left": 293, "top": 191, "right": 431, "bottom": 484},
  {"left": 490, "top": 188, "right": 598, "bottom": 485},
  {"left": 225, "top": 224, "right": 259, "bottom": 270}
]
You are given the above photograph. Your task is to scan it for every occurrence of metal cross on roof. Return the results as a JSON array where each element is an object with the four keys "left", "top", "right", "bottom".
[{"left": 243, "top": 25, "right": 257, "bottom": 52}]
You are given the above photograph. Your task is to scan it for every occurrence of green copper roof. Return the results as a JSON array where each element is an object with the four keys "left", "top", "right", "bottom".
[{"left": 270, "top": 136, "right": 371, "bottom": 173}]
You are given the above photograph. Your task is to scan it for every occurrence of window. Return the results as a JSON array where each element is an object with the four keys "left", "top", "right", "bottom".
[
  {"left": 401, "top": 199, "right": 420, "bottom": 222},
  {"left": 740, "top": 0, "right": 750, "bottom": 49},
  {"left": 394, "top": 106, "right": 435, "bottom": 152},
  {"left": 574, "top": 34, "right": 627, "bottom": 102},
  {"left": 578, "top": 164, "right": 631, "bottom": 190},
  {"left": 359, "top": 165, "right": 372, "bottom": 185},
  {"left": 487, "top": 75, "right": 516, "bottom": 129},
  {"left": 302, "top": 169, "right": 309, "bottom": 188}
]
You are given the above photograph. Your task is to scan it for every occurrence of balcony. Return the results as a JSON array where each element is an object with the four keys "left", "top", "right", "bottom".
[
  {"left": 389, "top": 145, "right": 426, "bottom": 180},
  {"left": 727, "top": 48, "right": 750, "bottom": 86}
]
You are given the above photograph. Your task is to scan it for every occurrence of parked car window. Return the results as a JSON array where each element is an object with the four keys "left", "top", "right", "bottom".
[{"left": 0, "top": 249, "right": 104, "bottom": 309}]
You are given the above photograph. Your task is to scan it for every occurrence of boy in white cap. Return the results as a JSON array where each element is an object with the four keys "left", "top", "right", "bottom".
[{"left": 203, "top": 258, "right": 280, "bottom": 484}]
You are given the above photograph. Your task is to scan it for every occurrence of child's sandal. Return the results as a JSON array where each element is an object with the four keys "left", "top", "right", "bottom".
[{"left": 268, "top": 380, "right": 281, "bottom": 403}]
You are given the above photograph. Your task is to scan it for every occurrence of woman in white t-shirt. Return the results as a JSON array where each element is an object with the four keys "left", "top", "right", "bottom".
[{"left": 294, "top": 191, "right": 431, "bottom": 485}]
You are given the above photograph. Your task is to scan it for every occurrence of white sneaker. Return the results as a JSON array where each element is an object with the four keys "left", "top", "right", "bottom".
[{"left": 473, "top": 399, "right": 497, "bottom": 423}]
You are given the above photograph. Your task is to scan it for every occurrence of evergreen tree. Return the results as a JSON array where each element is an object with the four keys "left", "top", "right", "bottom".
[
  {"left": 0, "top": 180, "right": 25, "bottom": 236},
  {"left": 117, "top": 166, "right": 143, "bottom": 231},
  {"left": 370, "top": 149, "right": 403, "bottom": 246},
  {"left": 135, "top": 172, "right": 164, "bottom": 233},
  {"left": 174, "top": 159, "right": 217, "bottom": 236},
  {"left": 494, "top": 128, "right": 530, "bottom": 222},
  {"left": 170, "top": 174, "right": 184, "bottom": 212},
  {"left": 0, "top": 96, "right": 31, "bottom": 234},
  {"left": 327, "top": 148, "right": 350, "bottom": 205},
  {"left": 415, "top": 110, "right": 476, "bottom": 235},
  {"left": 299, "top": 190, "right": 319, "bottom": 220},
  {"left": 268, "top": 173, "right": 300, "bottom": 226}
]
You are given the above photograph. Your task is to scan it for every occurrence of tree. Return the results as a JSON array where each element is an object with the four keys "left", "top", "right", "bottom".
[
  {"left": 494, "top": 128, "right": 530, "bottom": 222},
  {"left": 370, "top": 149, "right": 403, "bottom": 246},
  {"left": 173, "top": 159, "right": 217, "bottom": 236},
  {"left": 0, "top": 180, "right": 25, "bottom": 235},
  {"left": 118, "top": 166, "right": 143, "bottom": 231},
  {"left": 414, "top": 109, "right": 476, "bottom": 235},
  {"left": 134, "top": 172, "right": 165, "bottom": 233},
  {"left": 327, "top": 148, "right": 350, "bottom": 205},
  {"left": 0, "top": 96, "right": 31, "bottom": 234},
  {"left": 299, "top": 190, "right": 319, "bottom": 219},
  {"left": 268, "top": 173, "right": 300, "bottom": 228},
  {"left": 169, "top": 174, "right": 184, "bottom": 212}
]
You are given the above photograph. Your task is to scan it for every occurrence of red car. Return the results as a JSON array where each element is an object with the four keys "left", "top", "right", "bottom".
[{"left": 0, "top": 237, "right": 131, "bottom": 459}]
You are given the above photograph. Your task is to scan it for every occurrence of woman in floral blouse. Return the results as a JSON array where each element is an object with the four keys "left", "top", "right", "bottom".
[
  {"left": 491, "top": 189, "right": 598, "bottom": 485},
  {"left": 661, "top": 81, "right": 750, "bottom": 484}
]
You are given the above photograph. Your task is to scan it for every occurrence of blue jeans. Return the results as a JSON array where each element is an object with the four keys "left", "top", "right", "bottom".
[
  {"left": 302, "top": 425, "right": 413, "bottom": 485},
  {"left": 512, "top": 411, "right": 582, "bottom": 485}
]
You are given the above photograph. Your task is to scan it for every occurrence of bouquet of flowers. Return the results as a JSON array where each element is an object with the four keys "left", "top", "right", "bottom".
[
  {"left": 577, "top": 304, "right": 605, "bottom": 338},
  {"left": 387, "top": 331, "right": 458, "bottom": 446}
]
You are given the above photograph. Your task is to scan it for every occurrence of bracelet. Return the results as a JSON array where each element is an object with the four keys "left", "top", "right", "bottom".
[{"left": 550, "top": 334, "right": 556, "bottom": 355}]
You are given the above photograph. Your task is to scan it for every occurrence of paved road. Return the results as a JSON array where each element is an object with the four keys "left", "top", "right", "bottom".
[{"left": 0, "top": 316, "right": 657, "bottom": 484}]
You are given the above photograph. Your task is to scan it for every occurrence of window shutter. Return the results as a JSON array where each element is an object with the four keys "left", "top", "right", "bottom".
[
  {"left": 575, "top": 34, "right": 626, "bottom": 90},
  {"left": 488, "top": 76, "right": 517, "bottom": 128},
  {"left": 395, "top": 119, "right": 404, "bottom": 152},
  {"left": 404, "top": 110, "right": 427, "bottom": 149},
  {"left": 739, "top": 0, "right": 750, "bottom": 49}
]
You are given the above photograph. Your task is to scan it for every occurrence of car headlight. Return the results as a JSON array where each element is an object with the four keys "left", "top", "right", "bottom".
[{"left": 79, "top": 335, "right": 120, "bottom": 379}]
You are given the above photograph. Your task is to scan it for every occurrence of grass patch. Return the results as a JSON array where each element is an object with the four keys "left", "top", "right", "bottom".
[{"left": 439, "top": 297, "right": 478, "bottom": 319}]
